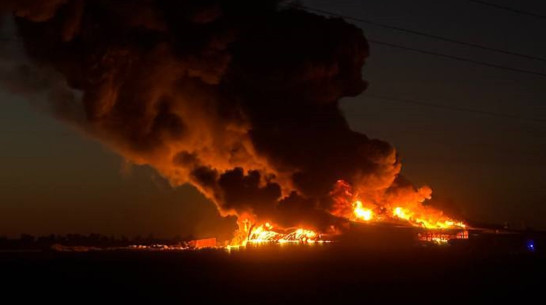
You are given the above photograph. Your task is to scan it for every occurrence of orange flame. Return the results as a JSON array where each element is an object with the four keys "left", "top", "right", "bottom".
[
  {"left": 418, "top": 230, "right": 468, "bottom": 244},
  {"left": 353, "top": 200, "right": 374, "bottom": 222},
  {"left": 229, "top": 217, "right": 329, "bottom": 247},
  {"left": 247, "top": 223, "right": 325, "bottom": 244},
  {"left": 392, "top": 206, "right": 466, "bottom": 229},
  {"left": 229, "top": 180, "right": 467, "bottom": 247},
  {"left": 330, "top": 180, "right": 466, "bottom": 230}
]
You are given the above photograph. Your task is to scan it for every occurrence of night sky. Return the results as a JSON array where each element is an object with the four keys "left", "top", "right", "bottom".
[{"left": 1, "top": 0, "right": 545, "bottom": 238}]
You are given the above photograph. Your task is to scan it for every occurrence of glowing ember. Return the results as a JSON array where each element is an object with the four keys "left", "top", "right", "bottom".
[
  {"left": 418, "top": 230, "right": 469, "bottom": 245},
  {"left": 248, "top": 223, "right": 325, "bottom": 244}
]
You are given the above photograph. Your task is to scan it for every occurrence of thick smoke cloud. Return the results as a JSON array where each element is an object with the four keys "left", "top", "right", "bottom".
[{"left": 1, "top": 0, "right": 409, "bottom": 233}]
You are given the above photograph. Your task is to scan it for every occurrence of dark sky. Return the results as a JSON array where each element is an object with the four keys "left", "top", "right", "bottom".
[{"left": 1, "top": 0, "right": 545, "bottom": 237}]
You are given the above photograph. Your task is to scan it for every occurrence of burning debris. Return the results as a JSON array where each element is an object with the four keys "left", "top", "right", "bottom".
[
  {"left": 1, "top": 0, "right": 466, "bottom": 245},
  {"left": 243, "top": 222, "right": 329, "bottom": 245},
  {"left": 418, "top": 230, "right": 469, "bottom": 245}
]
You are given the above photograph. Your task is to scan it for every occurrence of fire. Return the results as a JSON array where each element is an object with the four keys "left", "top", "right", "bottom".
[
  {"left": 330, "top": 180, "right": 467, "bottom": 230},
  {"left": 248, "top": 223, "right": 282, "bottom": 243},
  {"left": 278, "top": 228, "right": 319, "bottom": 243},
  {"left": 353, "top": 200, "right": 373, "bottom": 221},
  {"left": 393, "top": 207, "right": 409, "bottom": 220},
  {"left": 248, "top": 223, "right": 325, "bottom": 244},
  {"left": 418, "top": 230, "right": 469, "bottom": 244},
  {"left": 391, "top": 206, "right": 466, "bottom": 229},
  {"left": 229, "top": 218, "right": 329, "bottom": 247},
  {"left": 228, "top": 180, "right": 467, "bottom": 247}
]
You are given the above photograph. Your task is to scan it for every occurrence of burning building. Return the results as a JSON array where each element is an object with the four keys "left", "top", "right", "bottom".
[{"left": 0, "top": 0, "right": 465, "bottom": 246}]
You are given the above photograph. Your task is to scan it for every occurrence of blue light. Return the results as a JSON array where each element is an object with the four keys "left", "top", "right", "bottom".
[{"left": 526, "top": 240, "right": 535, "bottom": 252}]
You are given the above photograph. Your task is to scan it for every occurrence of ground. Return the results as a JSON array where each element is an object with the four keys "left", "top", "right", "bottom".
[{"left": 1, "top": 231, "right": 544, "bottom": 304}]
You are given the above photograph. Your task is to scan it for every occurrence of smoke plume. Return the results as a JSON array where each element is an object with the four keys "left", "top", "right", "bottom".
[{"left": 1, "top": 0, "right": 431, "bottom": 235}]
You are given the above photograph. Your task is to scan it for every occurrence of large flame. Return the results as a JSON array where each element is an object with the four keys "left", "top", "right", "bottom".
[
  {"left": 227, "top": 179, "right": 466, "bottom": 247},
  {"left": 248, "top": 223, "right": 321, "bottom": 244},
  {"left": 330, "top": 180, "right": 466, "bottom": 230},
  {"left": 353, "top": 200, "right": 374, "bottom": 222},
  {"left": 229, "top": 217, "right": 330, "bottom": 247},
  {"left": 392, "top": 206, "right": 465, "bottom": 229}
]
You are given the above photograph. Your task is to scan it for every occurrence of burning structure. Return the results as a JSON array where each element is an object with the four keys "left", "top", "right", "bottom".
[{"left": 0, "top": 0, "right": 466, "bottom": 246}]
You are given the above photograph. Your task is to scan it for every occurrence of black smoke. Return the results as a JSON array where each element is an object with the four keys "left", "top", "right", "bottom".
[{"left": 1, "top": 0, "right": 403, "bottom": 233}]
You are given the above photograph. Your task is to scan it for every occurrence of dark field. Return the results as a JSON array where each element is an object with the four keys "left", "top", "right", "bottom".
[{"left": 2, "top": 229, "right": 544, "bottom": 304}]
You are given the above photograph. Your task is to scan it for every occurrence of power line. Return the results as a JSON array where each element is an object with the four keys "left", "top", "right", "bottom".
[
  {"left": 291, "top": 4, "right": 546, "bottom": 62},
  {"left": 4, "top": 35, "right": 546, "bottom": 81},
  {"left": 5, "top": 5, "right": 546, "bottom": 78},
  {"left": 368, "top": 39, "right": 546, "bottom": 78},
  {"left": 467, "top": 0, "right": 546, "bottom": 20},
  {"left": 4, "top": 35, "right": 545, "bottom": 134},
  {"left": 289, "top": 4, "right": 546, "bottom": 78},
  {"left": 365, "top": 93, "right": 546, "bottom": 123},
  {"left": 5, "top": 33, "right": 544, "bottom": 79}
]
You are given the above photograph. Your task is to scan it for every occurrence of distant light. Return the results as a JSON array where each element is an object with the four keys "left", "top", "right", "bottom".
[{"left": 526, "top": 240, "right": 535, "bottom": 252}]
